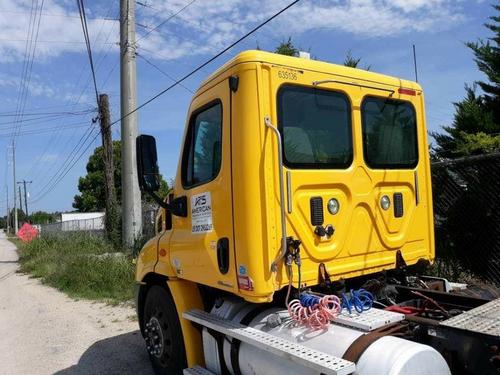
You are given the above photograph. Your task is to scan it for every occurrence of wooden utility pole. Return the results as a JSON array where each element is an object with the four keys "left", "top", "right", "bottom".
[
  {"left": 120, "top": 0, "right": 142, "bottom": 247},
  {"left": 18, "top": 185, "right": 22, "bottom": 222},
  {"left": 17, "top": 180, "right": 32, "bottom": 217},
  {"left": 6, "top": 185, "right": 10, "bottom": 233},
  {"left": 99, "top": 94, "right": 119, "bottom": 244}
]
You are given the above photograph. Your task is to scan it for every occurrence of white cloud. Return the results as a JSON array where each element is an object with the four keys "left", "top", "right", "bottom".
[
  {"left": 0, "top": 0, "right": 118, "bottom": 62},
  {"left": 135, "top": 0, "right": 470, "bottom": 61},
  {"left": 39, "top": 153, "right": 58, "bottom": 162},
  {"left": 0, "top": 0, "right": 471, "bottom": 64},
  {"left": 0, "top": 73, "right": 55, "bottom": 97}
]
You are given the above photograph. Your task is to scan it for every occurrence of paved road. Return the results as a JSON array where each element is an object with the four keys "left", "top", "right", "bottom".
[{"left": 0, "top": 232, "right": 154, "bottom": 375}]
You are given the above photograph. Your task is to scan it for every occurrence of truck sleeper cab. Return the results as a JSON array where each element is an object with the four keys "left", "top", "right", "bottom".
[{"left": 135, "top": 50, "right": 439, "bottom": 374}]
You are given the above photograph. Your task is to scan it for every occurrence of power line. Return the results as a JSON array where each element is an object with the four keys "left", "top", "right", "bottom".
[
  {"left": 77, "top": 0, "right": 99, "bottom": 105},
  {"left": 0, "top": 9, "right": 117, "bottom": 20},
  {"left": 136, "top": 53, "right": 194, "bottom": 93},
  {"left": 29, "top": 0, "right": 301, "bottom": 203},
  {"left": 0, "top": 109, "right": 94, "bottom": 117},
  {"left": 12, "top": 0, "right": 46, "bottom": 144},
  {"left": 0, "top": 123, "right": 90, "bottom": 138},
  {"left": 136, "top": 0, "right": 198, "bottom": 42},
  {"left": 29, "top": 126, "right": 98, "bottom": 203},
  {"left": 109, "top": 0, "right": 301, "bottom": 129},
  {"left": 24, "top": 2, "right": 117, "bottom": 185},
  {"left": 28, "top": 0, "right": 104, "bottom": 196}
]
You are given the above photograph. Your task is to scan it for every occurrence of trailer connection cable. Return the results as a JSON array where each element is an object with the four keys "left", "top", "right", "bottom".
[
  {"left": 342, "top": 289, "right": 374, "bottom": 314},
  {"left": 287, "top": 293, "right": 341, "bottom": 330}
]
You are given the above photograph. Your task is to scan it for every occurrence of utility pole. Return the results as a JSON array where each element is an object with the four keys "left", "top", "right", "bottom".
[
  {"left": 17, "top": 180, "right": 32, "bottom": 217},
  {"left": 99, "top": 94, "right": 119, "bottom": 244},
  {"left": 11, "top": 142, "right": 18, "bottom": 234},
  {"left": 18, "top": 185, "right": 22, "bottom": 219},
  {"left": 120, "top": 0, "right": 142, "bottom": 247},
  {"left": 6, "top": 185, "right": 10, "bottom": 234}
]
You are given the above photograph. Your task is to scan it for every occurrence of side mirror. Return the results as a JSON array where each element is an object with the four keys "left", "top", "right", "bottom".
[{"left": 136, "top": 135, "right": 160, "bottom": 192}]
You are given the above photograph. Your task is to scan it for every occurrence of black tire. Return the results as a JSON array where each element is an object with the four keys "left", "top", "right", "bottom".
[{"left": 143, "top": 285, "right": 187, "bottom": 375}]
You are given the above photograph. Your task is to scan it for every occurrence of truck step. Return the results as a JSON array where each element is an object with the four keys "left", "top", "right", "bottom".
[
  {"left": 183, "top": 309, "right": 356, "bottom": 375},
  {"left": 440, "top": 297, "right": 500, "bottom": 337},
  {"left": 183, "top": 366, "right": 216, "bottom": 375},
  {"left": 335, "top": 307, "right": 405, "bottom": 331}
]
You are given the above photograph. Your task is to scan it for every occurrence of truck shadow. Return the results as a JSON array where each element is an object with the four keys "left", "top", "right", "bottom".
[{"left": 54, "top": 330, "right": 154, "bottom": 375}]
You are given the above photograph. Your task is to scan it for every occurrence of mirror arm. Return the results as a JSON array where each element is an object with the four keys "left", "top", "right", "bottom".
[{"left": 144, "top": 190, "right": 171, "bottom": 211}]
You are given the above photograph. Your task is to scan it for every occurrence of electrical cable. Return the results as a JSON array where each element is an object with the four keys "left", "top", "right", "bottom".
[
  {"left": 27, "top": 0, "right": 113, "bottom": 199},
  {"left": 77, "top": 0, "right": 99, "bottom": 105},
  {"left": 24, "top": 3, "right": 117, "bottom": 183},
  {"left": 108, "top": 0, "right": 301, "bottom": 129},
  {"left": 135, "top": 0, "right": 198, "bottom": 42},
  {"left": 11, "top": 0, "right": 45, "bottom": 145},
  {"left": 136, "top": 53, "right": 194, "bottom": 93},
  {"left": 29, "top": 0, "right": 301, "bottom": 203},
  {"left": 341, "top": 289, "right": 374, "bottom": 314}
]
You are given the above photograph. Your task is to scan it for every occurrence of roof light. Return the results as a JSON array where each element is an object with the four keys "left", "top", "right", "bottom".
[
  {"left": 299, "top": 51, "right": 311, "bottom": 59},
  {"left": 398, "top": 88, "right": 416, "bottom": 96}
]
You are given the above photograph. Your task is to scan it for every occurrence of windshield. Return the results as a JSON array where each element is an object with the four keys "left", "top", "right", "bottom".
[{"left": 277, "top": 85, "right": 352, "bottom": 169}]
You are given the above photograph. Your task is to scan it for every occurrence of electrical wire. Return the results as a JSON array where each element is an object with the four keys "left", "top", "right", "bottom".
[
  {"left": 77, "top": 0, "right": 99, "bottom": 105},
  {"left": 11, "top": 0, "right": 46, "bottom": 145},
  {"left": 26, "top": 0, "right": 115, "bottom": 197},
  {"left": 108, "top": 0, "right": 301, "bottom": 129},
  {"left": 136, "top": 53, "right": 194, "bottom": 94},
  {"left": 135, "top": 0, "right": 198, "bottom": 42},
  {"left": 24, "top": 3, "right": 117, "bottom": 183},
  {"left": 0, "top": 123, "right": 90, "bottom": 137},
  {"left": 29, "top": 126, "right": 99, "bottom": 203},
  {"left": 29, "top": 0, "right": 301, "bottom": 204}
]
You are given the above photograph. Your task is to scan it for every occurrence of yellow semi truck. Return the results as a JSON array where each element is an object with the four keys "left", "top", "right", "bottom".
[{"left": 134, "top": 50, "right": 499, "bottom": 375}]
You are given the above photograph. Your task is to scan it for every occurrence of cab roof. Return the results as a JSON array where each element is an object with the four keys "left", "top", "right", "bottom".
[{"left": 198, "top": 49, "right": 422, "bottom": 93}]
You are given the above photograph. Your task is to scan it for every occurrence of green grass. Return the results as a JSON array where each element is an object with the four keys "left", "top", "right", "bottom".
[{"left": 16, "top": 233, "right": 135, "bottom": 304}]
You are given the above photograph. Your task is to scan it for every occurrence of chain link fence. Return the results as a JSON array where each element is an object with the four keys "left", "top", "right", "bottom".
[
  {"left": 40, "top": 216, "right": 105, "bottom": 236},
  {"left": 432, "top": 152, "right": 500, "bottom": 285}
]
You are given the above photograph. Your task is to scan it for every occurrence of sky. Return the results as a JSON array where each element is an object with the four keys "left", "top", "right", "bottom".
[{"left": 0, "top": 0, "right": 495, "bottom": 213}]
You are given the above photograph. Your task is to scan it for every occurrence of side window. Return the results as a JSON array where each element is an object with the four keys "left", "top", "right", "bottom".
[
  {"left": 182, "top": 102, "right": 222, "bottom": 188},
  {"left": 361, "top": 97, "right": 418, "bottom": 169}
]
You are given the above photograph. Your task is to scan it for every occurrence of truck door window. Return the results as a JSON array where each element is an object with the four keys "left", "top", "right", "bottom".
[
  {"left": 277, "top": 85, "right": 352, "bottom": 169},
  {"left": 182, "top": 101, "right": 222, "bottom": 188},
  {"left": 361, "top": 97, "right": 418, "bottom": 169}
]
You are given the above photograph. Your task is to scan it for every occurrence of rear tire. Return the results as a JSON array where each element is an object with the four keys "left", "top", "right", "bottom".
[{"left": 143, "top": 285, "right": 187, "bottom": 375}]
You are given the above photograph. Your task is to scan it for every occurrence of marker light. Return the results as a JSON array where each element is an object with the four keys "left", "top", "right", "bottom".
[
  {"left": 380, "top": 195, "right": 391, "bottom": 210},
  {"left": 327, "top": 198, "right": 340, "bottom": 215},
  {"left": 398, "top": 88, "right": 416, "bottom": 96}
]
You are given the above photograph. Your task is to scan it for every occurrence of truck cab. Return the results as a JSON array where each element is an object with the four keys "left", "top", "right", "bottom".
[
  {"left": 137, "top": 50, "right": 433, "bottom": 302},
  {"left": 133, "top": 51, "right": 496, "bottom": 375}
]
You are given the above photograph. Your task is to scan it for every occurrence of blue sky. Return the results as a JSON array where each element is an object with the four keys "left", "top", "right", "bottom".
[{"left": 0, "top": 0, "right": 495, "bottom": 213}]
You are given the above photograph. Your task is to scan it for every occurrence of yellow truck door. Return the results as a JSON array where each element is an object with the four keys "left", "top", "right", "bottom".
[{"left": 168, "top": 78, "right": 237, "bottom": 292}]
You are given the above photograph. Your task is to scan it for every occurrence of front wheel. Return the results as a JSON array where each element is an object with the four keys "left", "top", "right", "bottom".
[{"left": 143, "top": 285, "right": 187, "bottom": 375}]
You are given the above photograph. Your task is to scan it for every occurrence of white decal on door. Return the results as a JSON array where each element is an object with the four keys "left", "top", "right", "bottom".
[{"left": 191, "top": 192, "right": 213, "bottom": 233}]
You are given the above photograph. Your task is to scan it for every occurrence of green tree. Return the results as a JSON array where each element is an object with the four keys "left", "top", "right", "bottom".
[
  {"left": 466, "top": 5, "right": 500, "bottom": 125},
  {"left": 30, "top": 210, "right": 58, "bottom": 224},
  {"left": 275, "top": 37, "right": 299, "bottom": 57},
  {"left": 343, "top": 50, "right": 371, "bottom": 70},
  {"left": 432, "top": 6, "right": 500, "bottom": 157},
  {"left": 73, "top": 140, "right": 169, "bottom": 212}
]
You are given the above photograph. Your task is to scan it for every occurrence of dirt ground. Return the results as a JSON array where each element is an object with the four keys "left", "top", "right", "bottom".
[{"left": 0, "top": 232, "right": 154, "bottom": 375}]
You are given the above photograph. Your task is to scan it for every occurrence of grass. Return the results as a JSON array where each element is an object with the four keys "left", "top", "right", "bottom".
[{"left": 15, "top": 233, "right": 135, "bottom": 304}]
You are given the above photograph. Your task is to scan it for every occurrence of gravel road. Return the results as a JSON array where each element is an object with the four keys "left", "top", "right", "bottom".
[{"left": 0, "top": 232, "right": 154, "bottom": 375}]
